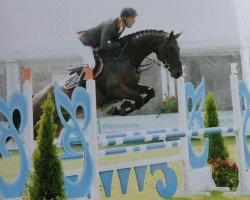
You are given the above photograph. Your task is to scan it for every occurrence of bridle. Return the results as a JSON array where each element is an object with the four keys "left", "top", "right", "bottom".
[
  {"left": 156, "top": 42, "right": 182, "bottom": 71},
  {"left": 118, "top": 39, "right": 181, "bottom": 72},
  {"left": 116, "top": 42, "right": 161, "bottom": 75}
]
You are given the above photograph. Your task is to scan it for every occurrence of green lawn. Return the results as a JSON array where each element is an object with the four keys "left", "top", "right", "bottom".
[{"left": 1, "top": 137, "right": 250, "bottom": 200}]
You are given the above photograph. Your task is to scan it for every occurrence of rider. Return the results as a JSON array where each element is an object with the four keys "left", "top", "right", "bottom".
[{"left": 76, "top": 7, "right": 138, "bottom": 85}]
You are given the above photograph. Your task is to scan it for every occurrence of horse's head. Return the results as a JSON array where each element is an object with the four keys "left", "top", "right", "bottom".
[{"left": 156, "top": 31, "right": 182, "bottom": 79}]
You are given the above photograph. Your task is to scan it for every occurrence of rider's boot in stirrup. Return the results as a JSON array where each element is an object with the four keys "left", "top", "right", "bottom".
[{"left": 77, "top": 70, "right": 86, "bottom": 87}]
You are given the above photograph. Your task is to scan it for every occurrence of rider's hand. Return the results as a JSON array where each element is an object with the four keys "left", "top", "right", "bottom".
[
  {"left": 108, "top": 42, "right": 120, "bottom": 50},
  {"left": 77, "top": 31, "right": 85, "bottom": 39},
  {"left": 119, "top": 39, "right": 126, "bottom": 47}
]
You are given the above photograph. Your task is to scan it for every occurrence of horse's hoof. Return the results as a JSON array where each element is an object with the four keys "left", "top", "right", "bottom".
[
  {"left": 148, "top": 88, "right": 155, "bottom": 98},
  {"left": 118, "top": 108, "right": 127, "bottom": 116},
  {"left": 106, "top": 107, "right": 119, "bottom": 115},
  {"left": 135, "top": 98, "right": 144, "bottom": 109},
  {"left": 121, "top": 100, "right": 132, "bottom": 108},
  {"left": 131, "top": 103, "right": 136, "bottom": 110}
]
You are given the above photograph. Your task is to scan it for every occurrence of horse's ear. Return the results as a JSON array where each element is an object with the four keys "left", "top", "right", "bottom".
[
  {"left": 169, "top": 31, "right": 174, "bottom": 39},
  {"left": 174, "top": 32, "right": 182, "bottom": 39}
]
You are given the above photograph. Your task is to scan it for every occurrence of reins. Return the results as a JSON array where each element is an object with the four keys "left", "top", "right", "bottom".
[
  {"left": 116, "top": 41, "right": 162, "bottom": 75},
  {"left": 103, "top": 32, "right": 181, "bottom": 76}
]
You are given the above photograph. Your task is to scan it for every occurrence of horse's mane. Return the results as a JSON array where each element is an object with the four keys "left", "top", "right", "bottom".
[{"left": 119, "top": 29, "right": 167, "bottom": 42}]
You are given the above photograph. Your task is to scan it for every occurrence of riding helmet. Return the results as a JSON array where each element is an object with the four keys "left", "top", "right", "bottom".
[{"left": 120, "top": 7, "right": 138, "bottom": 17}]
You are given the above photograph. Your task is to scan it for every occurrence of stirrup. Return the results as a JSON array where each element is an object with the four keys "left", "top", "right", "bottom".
[
  {"left": 67, "top": 64, "right": 89, "bottom": 75},
  {"left": 77, "top": 70, "right": 86, "bottom": 87}
]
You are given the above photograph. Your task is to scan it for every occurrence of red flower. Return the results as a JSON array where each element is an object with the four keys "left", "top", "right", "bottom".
[
  {"left": 232, "top": 163, "right": 238, "bottom": 171},
  {"left": 210, "top": 159, "right": 215, "bottom": 165},
  {"left": 216, "top": 162, "right": 221, "bottom": 169},
  {"left": 222, "top": 160, "right": 229, "bottom": 167}
]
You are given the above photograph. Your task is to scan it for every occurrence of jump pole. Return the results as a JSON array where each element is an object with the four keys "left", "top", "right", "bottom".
[
  {"left": 21, "top": 67, "right": 34, "bottom": 168},
  {"left": 224, "top": 63, "right": 250, "bottom": 195},
  {"left": 176, "top": 66, "right": 195, "bottom": 195},
  {"left": 85, "top": 68, "right": 101, "bottom": 200}
]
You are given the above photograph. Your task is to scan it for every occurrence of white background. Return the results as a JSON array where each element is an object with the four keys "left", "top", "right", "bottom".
[{"left": 1, "top": 0, "right": 250, "bottom": 61}]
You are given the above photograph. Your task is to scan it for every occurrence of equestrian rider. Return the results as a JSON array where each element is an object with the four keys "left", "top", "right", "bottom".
[{"left": 76, "top": 7, "right": 138, "bottom": 85}]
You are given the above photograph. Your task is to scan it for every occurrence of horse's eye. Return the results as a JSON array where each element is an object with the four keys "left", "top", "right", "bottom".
[{"left": 171, "top": 46, "right": 176, "bottom": 51}]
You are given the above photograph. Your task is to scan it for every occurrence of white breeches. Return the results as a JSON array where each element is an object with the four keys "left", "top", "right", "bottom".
[{"left": 77, "top": 39, "right": 96, "bottom": 69}]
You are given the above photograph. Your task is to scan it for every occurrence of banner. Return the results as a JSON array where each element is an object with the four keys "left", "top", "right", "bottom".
[{"left": 98, "top": 111, "right": 234, "bottom": 134}]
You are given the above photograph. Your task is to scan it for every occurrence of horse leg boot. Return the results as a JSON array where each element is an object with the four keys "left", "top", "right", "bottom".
[
  {"left": 121, "top": 100, "right": 133, "bottom": 109},
  {"left": 106, "top": 107, "right": 119, "bottom": 115},
  {"left": 117, "top": 85, "right": 155, "bottom": 116},
  {"left": 134, "top": 84, "right": 155, "bottom": 105},
  {"left": 117, "top": 100, "right": 134, "bottom": 116},
  {"left": 106, "top": 101, "right": 134, "bottom": 116},
  {"left": 144, "top": 87, "right": 155, "bottom": 103}
]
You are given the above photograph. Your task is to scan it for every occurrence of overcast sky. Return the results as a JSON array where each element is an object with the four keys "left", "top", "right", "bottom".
[{"left": 0, "top": 0, "right": 250, "bottom": 60}]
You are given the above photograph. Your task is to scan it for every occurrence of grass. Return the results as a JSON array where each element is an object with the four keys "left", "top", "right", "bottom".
[{"left": 1, "top": 137, "right": 250, "bottom": 200}]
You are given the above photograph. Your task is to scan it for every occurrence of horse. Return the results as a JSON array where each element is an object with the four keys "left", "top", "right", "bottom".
[{"left": 29, "top": 30, "right": 183, "bottom": 138}]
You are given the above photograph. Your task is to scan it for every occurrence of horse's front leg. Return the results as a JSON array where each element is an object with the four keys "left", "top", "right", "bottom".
[
  {"left": 116, "top": 84, "right": 155, "bottom": 115},
  {"left": 134, "top": 84, "right": 155, "bottom": 105},
  {"left": 106, "top": 84, "right": 144, "bottom": 116}
]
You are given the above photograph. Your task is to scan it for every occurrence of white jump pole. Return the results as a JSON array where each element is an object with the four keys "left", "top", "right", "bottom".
[
  {"left": 225, "top": 63, "right": 250, "bottom": 195},
  {"left": 176, "top": 66, "right": 192, "bottom": 195},
  {"left": 85, "top": 68, "right": 101, "bottom": 200},
  {"left": 160, "top": 64, "right": 169, "bottom": 100},
  {"left": 169, "top": 72, "right": 176, "bottom": 97},
  {"left": 6, "top": 61, "right": 20, "bottom": 100},
  {"left": 177, "top": 66, "right": 225, "bottom": 196},
  {"left": 21, "top": 67, "right": 34, "bottom": 168}
]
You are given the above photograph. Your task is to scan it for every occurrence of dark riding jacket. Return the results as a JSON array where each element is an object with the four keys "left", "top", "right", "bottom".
[{"left": 79, "top": 18, "right": 125, "bottom": 51}]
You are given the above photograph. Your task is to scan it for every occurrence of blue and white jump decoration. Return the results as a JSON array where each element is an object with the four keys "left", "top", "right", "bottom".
[
  {"left": 1, "top": 63, "right": 250, "bottom": 199},
  {"left": 54, "top": 83, "right": 93, "bottom": 198},
  {"left": 239, "top": 80, "right": 250, "bottom": 167},
  {"left": 185, "top": 77, "right": 209, "bottom": 169},
  {"left": 0, "top": 92, "right": 28, "bottom": 199}
]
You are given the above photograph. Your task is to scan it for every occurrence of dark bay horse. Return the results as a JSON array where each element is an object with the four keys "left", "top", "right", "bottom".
[{"left": 31, "top": 30, "right": 182, "bottom": 137}]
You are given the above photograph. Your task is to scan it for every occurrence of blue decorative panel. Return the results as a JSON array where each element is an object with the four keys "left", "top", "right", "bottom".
[
  {"left": 150, "top": 163, "right": 177, "bottom": 198},
  {"left": 185, "top": 78, "right": 209, "bottom": 169},
  {"left": 100, "top": 170, "right": 114, "bottom": 197},
  {"left": 238, "top": 80, "right": 250, "bottom": 168},
  {"left": 0, "top": 92, "right": 28, "bottom": 198},
  {"left": 134, "top": 165, "right": 147, "bottom": 191},
  {"left": 117, "top": 168, "right": 131, "bottom": 194},
  {"left": 54, "top": 83, "right": 93, "bottom": 198}
]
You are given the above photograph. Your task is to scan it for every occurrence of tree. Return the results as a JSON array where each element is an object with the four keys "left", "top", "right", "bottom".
[
  {"left": 28, "top": 92, "right": 66, "bottom": 200},
  {"left": 204, "top": 92, "right": 238, "bottom": 190},
  {"left": 204, "top": 92, "right": 229, "bottom": 161}
]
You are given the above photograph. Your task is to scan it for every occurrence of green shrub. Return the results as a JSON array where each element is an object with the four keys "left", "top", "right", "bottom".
[
  {"left": 155, "top": 96, "right": 178, "bottom": 114},
  {"left": 204, "top": 92, "right": 229, "bottom": 161},
  {"left": 27, "top": 92, "right": 66, "bottom": 200},
  {"left": 210, "top": 159, "right": 239, "bottom": 191},
  {"left": 205, "top": 92, "right": 238, "bottom": 190}
]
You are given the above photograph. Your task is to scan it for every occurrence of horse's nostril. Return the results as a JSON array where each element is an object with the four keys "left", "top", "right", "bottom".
[{"left": 177, "top": 72, "right": 181, "bottom": 77}]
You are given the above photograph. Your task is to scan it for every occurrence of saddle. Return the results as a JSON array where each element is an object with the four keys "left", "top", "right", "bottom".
[{"left": 64, "top": 52, "right": 103, "bottom": 90}]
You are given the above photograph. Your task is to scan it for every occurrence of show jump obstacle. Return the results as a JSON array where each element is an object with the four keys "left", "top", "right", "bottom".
[{"left": 1, "top": 63, "right": 250, "bottom": 199}]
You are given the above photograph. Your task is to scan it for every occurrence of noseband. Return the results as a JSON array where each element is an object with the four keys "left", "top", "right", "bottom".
[
  {"left": 164, "top": 60, "right": 182, "bottom": 71},
  {"left": 158, "top": 42, "right": 182, "bottom": 71}
]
